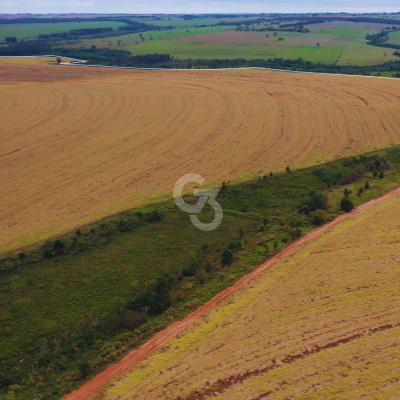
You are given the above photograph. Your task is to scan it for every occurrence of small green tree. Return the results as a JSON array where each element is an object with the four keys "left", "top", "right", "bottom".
[
  {"left": 78, "top": 361, "right": 90, "bottom": 378},
  {"left": 340, "top": 198, "right": 354, "bottom": 212},
  {"left": 358, "top": 187, "right": 364, "bottom": 194},
  {"left": 344, "top": 188, "right": 349, "bottom": 198},
  {"left": 364, "top": 181, "right": 370, "bottom": 189},
  {"left": 373, "top": 170, "right": 378, "bottom": 178},
  {"left": 18, "top": 253, "right": 27, "bottom": 263},
  {"left": 379, "top": 171, "right": 385, "bottom": 179},
  {"left": 53, "top": 240, "right": 65, "bottom": 256},
  {"left": 286, "top": 166, "right": 291, "bottom": 173},
  {"left": 221, "top": 249, "right": 233, "bottom": 266}
]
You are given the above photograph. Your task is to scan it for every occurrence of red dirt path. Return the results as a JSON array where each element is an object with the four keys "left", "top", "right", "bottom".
[{"left": 63, "top": 186, "right": 400, "bottom": 400}]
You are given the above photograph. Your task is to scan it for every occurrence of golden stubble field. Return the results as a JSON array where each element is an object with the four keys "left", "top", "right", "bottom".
[
  {"left": 2, "top": 59, "right": 400, "bottom": 254},
  {"left": 97, "top": 190, "right": 400, "bottom": 400}
]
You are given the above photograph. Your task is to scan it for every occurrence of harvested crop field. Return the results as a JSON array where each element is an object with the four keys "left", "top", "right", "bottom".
[
  {"left": 95, "top": 189, "right": 400, "bottom": 400},
  {"left": 2, "top": 60, "right": 400, "bottom": 254}
]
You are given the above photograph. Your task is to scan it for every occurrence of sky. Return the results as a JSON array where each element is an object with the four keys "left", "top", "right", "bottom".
[{"left": 0, "top": 0, "right": 399, "bottom": 15}]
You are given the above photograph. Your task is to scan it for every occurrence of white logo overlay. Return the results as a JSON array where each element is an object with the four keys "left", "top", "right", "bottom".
[{"left": 173, "top": 174, "right": 223, "bottom": 232}]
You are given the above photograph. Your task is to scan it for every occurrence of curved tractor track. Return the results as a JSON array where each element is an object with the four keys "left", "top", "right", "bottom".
[
  {"left": 63, "top": 186, "right": 400, "bottom": 400},
  {"left": 2, "top": 61, "right": 400, "bottom": 255}
]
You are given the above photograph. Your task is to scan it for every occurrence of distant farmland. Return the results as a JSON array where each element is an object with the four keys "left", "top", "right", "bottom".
[
  {"left": 98, "top": 189, "right": 400, "bottom": 400},
  {"left": 0, "top": 21, "right": 126, "bottom": 40},
  {"left": 2, "top": 59, "right": 400, "bottom": 255},
  {"left": 75, "top": 20, "right": 400, "bottom": 65}
]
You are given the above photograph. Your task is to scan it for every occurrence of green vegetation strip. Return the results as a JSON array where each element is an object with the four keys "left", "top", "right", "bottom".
[{"left": 1, "top": 147, "right": 400, "bottom": 399}]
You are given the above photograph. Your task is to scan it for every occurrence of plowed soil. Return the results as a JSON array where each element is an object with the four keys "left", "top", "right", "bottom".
[{"left": 2, "top": 60, "right": 400, "bottom": 254}]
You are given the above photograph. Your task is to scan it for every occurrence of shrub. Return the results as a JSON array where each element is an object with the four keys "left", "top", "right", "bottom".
[
  {"left": 76, "top": 229, "right": 81, "bottom": 236},
  {"left": 286, "top": 166, "right": 291, "bottom": 173},
  {"left": 42, "top": 242, "right": 53, "bottom": 258},
  {"left": 339, "top": 171, "right": 363, "bottom": 185},
  {"left": 221, "top": 249, "right": 234, "bottom": 266},
  {"left": 358, "top": 187, "right": 364, "bottom": 194},
  {"left": 122, "top": 310, "right": 143, "bottom": 330},
  {"left": 146, "top": 209, "right": 163, "bottom": 223},
  {"left": 53, "top": 240, "right": 65, "bottom": 255},
  {"left": 379, "top": 171, "right": 385, "bottom": 179},
  {"left": 311, "top": 209, "right": 327, "bottom": 226},
  {"left": 307, "top": 191, "right": 328, "bottom": 211},
  {"left": 182, "top": 258, "right": 202, "bottom": 277},
  {"left": 365, "top": 181, "right": 370, "bottom": 189},
  {"left": 313, "top": 167, "right": 342, "bottom": 186},
  {"left": 340, "top": 198, "right": 354, "bottom": 212},
  {"left": 78, "top": 361, "right": 90, "bottom": 378},
  {"left": 229, "top": 240, "right": 242, "bottom": 250},
  {"left": 344, "top": 188, "right": 349, "bottom": 198},
  {"left": 18, "top": 253, "right": 27, "bottom": 263}
]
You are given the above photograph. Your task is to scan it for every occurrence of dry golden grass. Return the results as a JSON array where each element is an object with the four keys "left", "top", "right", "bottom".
[
  {"left": 0, "top": 56, "right": 56, "bottom": 65},
  {"left": 97, "top": 190, "right": 400, "bottom": 400},
  {"left": 2, "top": 63, "right": 400, "bottom": 254}
]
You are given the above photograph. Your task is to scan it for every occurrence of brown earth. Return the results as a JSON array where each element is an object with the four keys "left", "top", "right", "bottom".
[
  {"left": 63, "top": 187, "right": 400, "bottom": 400},
  {"left": 2, "top": 61, "right": 400, "bottom": 254}
]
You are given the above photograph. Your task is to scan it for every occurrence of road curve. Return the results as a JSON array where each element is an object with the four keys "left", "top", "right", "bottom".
[{"left": 62, "top": 185, "right": 400, "bottom": 400}]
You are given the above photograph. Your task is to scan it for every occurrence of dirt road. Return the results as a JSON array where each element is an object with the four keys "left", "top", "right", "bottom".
[{"left": 63, "top": 186, "right": 400, "bottom": 400}]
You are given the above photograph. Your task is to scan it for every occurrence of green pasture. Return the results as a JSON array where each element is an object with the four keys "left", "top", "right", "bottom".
[{"left": 0, "top": 21, "right": 126, "bottom": 40}]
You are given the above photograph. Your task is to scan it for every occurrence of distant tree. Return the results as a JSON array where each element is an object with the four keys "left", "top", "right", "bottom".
[
  {"left": 340, "top": 198, "right": 354, "bottom": 212},
  {"left": 373, "top": 170, "right": 378, "bottom": 178},
  {"left": 379, "top": 171, "right": 385, "bottom": 179},
  {"left": 358, "top": 187, "right": 364, "bottom": 194},
  {"left": 273, "top": 241, "right": 278, "bottom": 250},
  {"left": 269, "top": 172, "right": 273, "bottom": 177},
  {"left": 344, "top": 188, "right": 349, "bottom": 198},
  {"left": 239, "top": 227, "right": 245, "bottom": 239},
  {"left": 364, "top": 181, "right": 370, "bottom": 189},
  {"left": 5, "top": 36, "right": 17, "bottom": 44},
  {"left": 286, "top": 166, "right": 291, "bottom": 173},
  {"left": 117, "top": 40, "right": 121, "bottom": 46}
]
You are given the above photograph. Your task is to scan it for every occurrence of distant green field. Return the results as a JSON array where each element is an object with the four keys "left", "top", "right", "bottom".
[
  {"left": 131, "top": 17, "right": 263, "bottom": 28},
  {"left": 0, "top": 21, "right": 126, "bottom": 40},
  {"left": 5, "top": 17, "right": 399, "bottom": 66},
  {"left": 389, "top": 31, "right": 400, "bottom": 44},
  {"left": 70, "top": 19, "right": 396, "bottom": 65}
]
